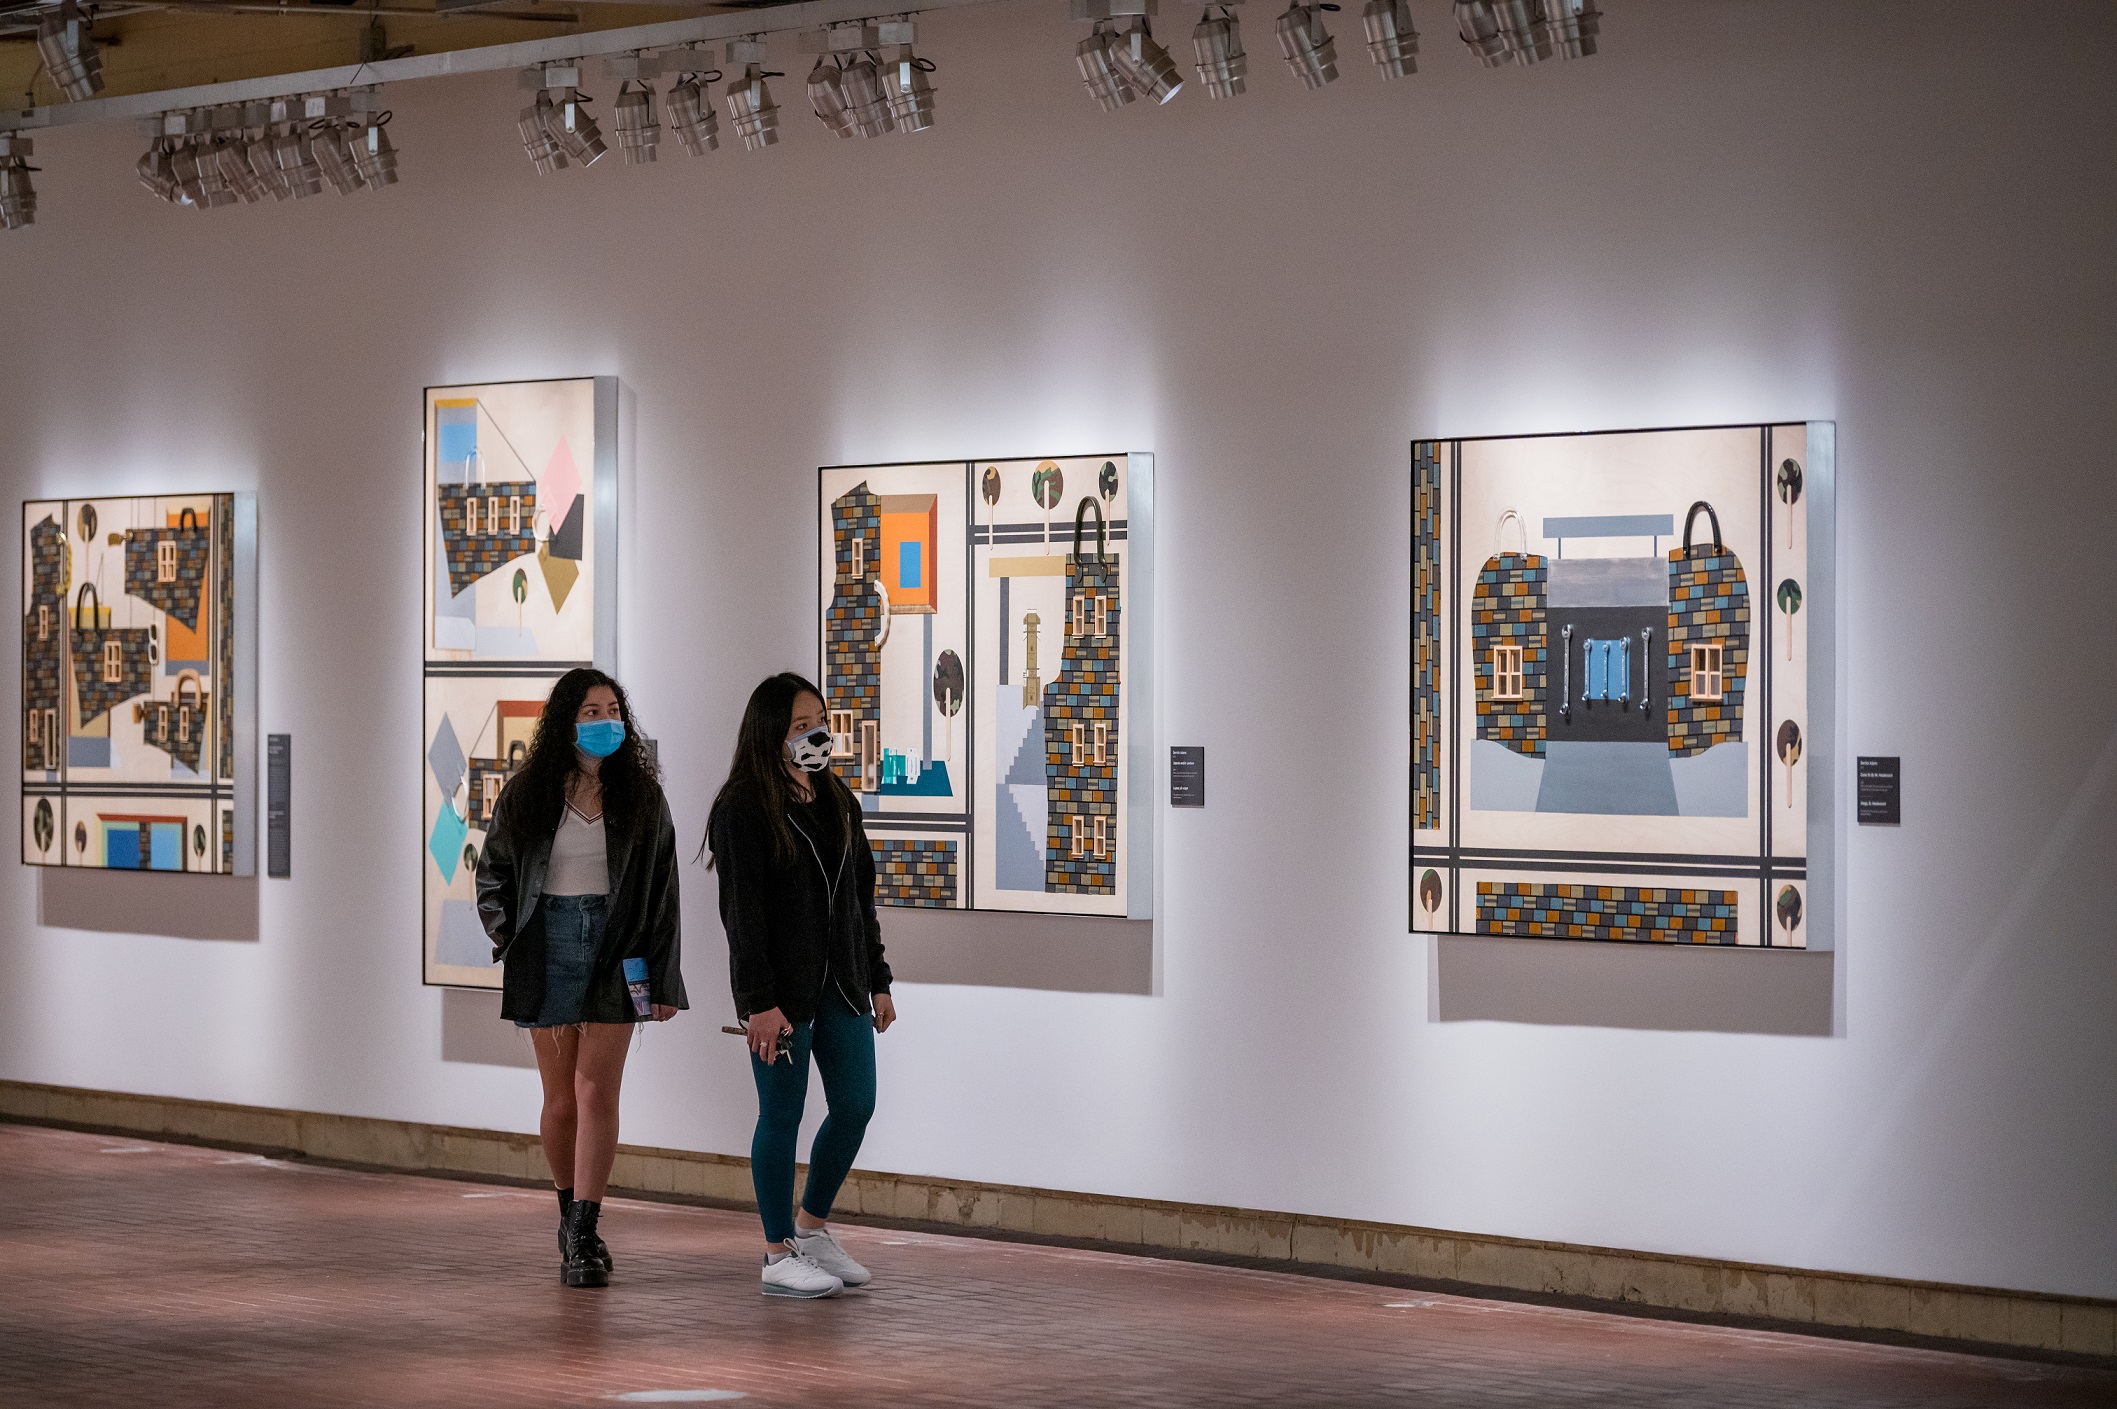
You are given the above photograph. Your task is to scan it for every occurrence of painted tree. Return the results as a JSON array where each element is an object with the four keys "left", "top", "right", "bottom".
[
  {"left": 1776, "top": 718, "right": 1803, "bottom": 809},
  {"left": 1418, "top": 868, "right": 1442, "bottom": 918},
  {"left": 1098, "top": 460, "right": 1119, "bottom": 502},
  {"left": 1775, "top": 883, "right": 1803, "bottom": 945},
  {"left": 1777, "top": 457, "right": 1804, "bottom": 550},
  {"left": 933, "top": 648, "right": 965, "bottom": 765},
  {"left": 981, "top": 466, "right": 1001, "bottom": 545},
  {"left": 511, "top": 567, "right": 528, "bottom": 630},
  {"left": 1031, "top": 461, "right": 1063, "bottom": 547},
  {"left": 1776, "top": 577, "right": 1802, "bottom": 660}
]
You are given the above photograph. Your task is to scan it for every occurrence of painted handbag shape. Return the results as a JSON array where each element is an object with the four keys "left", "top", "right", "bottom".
[
  {"left": 1470, "top": 510, "right": 1548, "bottom": 755},
  {"left": 69, "top": 584, "right": 158, "bottom": 729},
  {"left": 134, "top": 667, "right": 209, "bottom": 773},
  {"left": 1046, "top": 496, "right": 1121, "bottom": 882},
  {"left": 436, "top": 448, "right": 539, "bottom": 599},
  {"left": 23, "top": 516, "right": 68, "bottom": 771},
  {"left": 123, "top": 505, "right": 210, "bottom": 631},
  {"left": 1665, "top": 500, "right": 1750, "bottom": 757}
]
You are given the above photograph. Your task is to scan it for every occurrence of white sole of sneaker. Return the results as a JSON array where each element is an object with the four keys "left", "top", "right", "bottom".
[{"left": 761, "top": 1283, "right": 843, "bottom": 1299}]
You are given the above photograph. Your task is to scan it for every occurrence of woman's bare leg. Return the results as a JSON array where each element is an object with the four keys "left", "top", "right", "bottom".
[
  {"left": 530, "top": 1026, "right": 582, "bottom": 1190},
  {"left": 571, "top": 1023, "right": 635, "bottom": 1201}
]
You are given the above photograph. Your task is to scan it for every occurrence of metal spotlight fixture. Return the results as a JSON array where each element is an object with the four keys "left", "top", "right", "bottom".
[
  {"left": 137, "top": 139, "right": 180, "bottom": 204},
  {"left": 168, "top": 135, "right": 206, "bottom": 207},
  {"left": 807, "top": 56, "right": 855, "bottom": 139},
  {"left": 1075, "top": 19, "right": 1135, "bottom": 111},
  {"left": 1276, "top": 0, "right": 1339, "bottom": 89},
  {"left": 243, "top": 115, "right": 292, "bottom": 202},
  {"left": 0, "top": 134, "right": 37, "bottom": 231},
  {"left": 216, "top": 132, "right": 269, "bottom": 204},
  {"left": 665, "top": 71, "right": 722, "bottom": 154},
  {"left": 1107, "top": 17, "right": 1183, "bottom": 104},
  {"left": 350, "top": 113, "right": 399, "bottom": 187},
  {"left": 1490, "top": 0, "right": 1549, "bottom": 63},
  {"left": 1192, "top": 5, "right": 1247, "bottom": 100},
  {"left": 1362, "top": 0, "right": 1416, "bottom": 77},
  {"left": 311, "top": 122, "right": 366, "bottom": 195},
  {"left": 518, "top": 93, "right": 568, "bottom": 174},
  {"left": 35, "top": 0, "right": 102, "bottom": 103},
  {"left": 274, "top": 123, "right": 325, "bottom": 198},
  {"left": 612, "top": 82, "right": 659, "bottom": 164},
  {"left": 1452, "top": 0, "right": 1507, "bottom": 66},
  {"left": 724, "top": 64, "right": 781, "bottom": 152},
  {"left": 879, "top": 51, "right": 938, "bottom": 132},
  {"left": 542, "top": 90, "right": 607, "bottom": 166},
  {"left": 837, "top": 52, "right": 895, "bottom": 137},
  {"left": 196, "top": 134, "right": 241, "bottom": 206},
  {"left": 1539, "top": 0, "right": 1599, "bottom": 59}
]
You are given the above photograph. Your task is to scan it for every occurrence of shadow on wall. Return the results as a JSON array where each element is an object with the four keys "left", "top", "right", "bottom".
[
  {"left": 37, "top": 868, "right": 258, "bottom": 942},
  {"left": 441, "top": 987, "right": 537, "bottom": 1069}
]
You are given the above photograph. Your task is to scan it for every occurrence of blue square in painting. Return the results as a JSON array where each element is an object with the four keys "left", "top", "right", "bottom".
[
  {"left": 104, "top": 824, "right": 142, "bottom": 869},
  {"left": 429, "top": 803, "right": 468, "bottom": 884},
  {"left": 436, "top": 407, "right": 478, "bottom": 480},
  {"left": 150, "top": 822, "right": 183, "bottom": 871},
  {"left": 899, "top": 541, "right": 922, "bottom": 591}
]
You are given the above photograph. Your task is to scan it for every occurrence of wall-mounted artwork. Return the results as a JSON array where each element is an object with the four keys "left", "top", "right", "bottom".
[
  {"left": 818, "top": 455, "right": 1154, "bottom": 919},
  {"left": 423, "top": 378, "right": 616, "bottom": 988},
  {"left": 1410, "top": 424, "right": 1833, "bottom": 948},
  {"left": 21, "top": 493, "right": 256, "bottom": 873}
]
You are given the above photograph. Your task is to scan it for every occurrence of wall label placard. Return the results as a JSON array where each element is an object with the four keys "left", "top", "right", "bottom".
[
  {"left": 266, "top": 733, "right": 290, "bottom": 878},
  {"left": 1857, "top": 756, "right": 1900, "bottom": 825},
  {"left": 1169, "top": 746, "right": 1204, "bottom": 807}
]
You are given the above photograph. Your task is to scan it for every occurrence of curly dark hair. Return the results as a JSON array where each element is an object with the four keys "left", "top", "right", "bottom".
[{"left": 503, "top": 667, "right": 661, "bottom": 843}]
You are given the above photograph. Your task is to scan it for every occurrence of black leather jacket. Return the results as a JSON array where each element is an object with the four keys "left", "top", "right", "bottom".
[
  {"left": 476, "top": 775, "right": 688, "bottom": 1024},
  {"left": 708, "top": 789, "right": 891, "bottom": 1024}
]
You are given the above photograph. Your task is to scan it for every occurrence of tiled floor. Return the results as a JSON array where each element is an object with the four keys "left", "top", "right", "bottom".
[{"left": 1, "top": 1123, "right": 2110, "bottom": 1408}]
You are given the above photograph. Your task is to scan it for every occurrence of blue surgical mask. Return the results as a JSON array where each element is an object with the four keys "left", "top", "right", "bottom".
[{"left": 575, "top": 719, "right": 626, "bottom": 758}]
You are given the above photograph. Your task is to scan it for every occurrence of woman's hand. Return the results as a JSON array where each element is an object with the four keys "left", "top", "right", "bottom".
[
  {"left": 650, "top": 1004, "right": 678, "bottom": 1022},
  {"left": 746, "top": 1007, "right": 792, "bottom": 1063},
  {"left": 872, "top": 994, "right": 896, "bottom": 1034}
]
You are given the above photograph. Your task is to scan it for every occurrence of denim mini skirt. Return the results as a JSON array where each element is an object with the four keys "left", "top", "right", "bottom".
[{"left": 515, "top": 893, "right": 610, "bottom": 1029}]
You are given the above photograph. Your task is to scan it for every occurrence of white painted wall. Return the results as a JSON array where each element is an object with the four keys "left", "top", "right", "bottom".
[{"left": 2, "top": 0, "right": 2112, "bottom": 1300}]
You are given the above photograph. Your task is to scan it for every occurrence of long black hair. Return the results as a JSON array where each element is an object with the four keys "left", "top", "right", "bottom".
[
  {"left": 503, "top": 667, "right": 660, "bottom": 842},
  {"left": 704, "top": 671, "right": 856, "bottom": 867}
]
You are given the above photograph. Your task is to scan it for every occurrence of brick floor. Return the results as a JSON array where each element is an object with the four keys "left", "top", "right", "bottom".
[{"left": 0, "top": 1123, "right": 2110, "bottom": 1408}]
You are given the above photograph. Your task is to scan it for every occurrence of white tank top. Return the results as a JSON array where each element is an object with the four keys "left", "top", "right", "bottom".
[{"left": 545, "top": 803, "right": 610, "bottom": 896}]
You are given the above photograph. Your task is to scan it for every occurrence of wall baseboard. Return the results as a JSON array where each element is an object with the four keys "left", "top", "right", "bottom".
[{"left": 4, "top": 1079, "right": 2109, "bottom": 1361}]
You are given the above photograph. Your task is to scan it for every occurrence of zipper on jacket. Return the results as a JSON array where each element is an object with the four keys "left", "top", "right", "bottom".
[{"left": 787, "top": 808, "right": 865, "bottom": 1016}]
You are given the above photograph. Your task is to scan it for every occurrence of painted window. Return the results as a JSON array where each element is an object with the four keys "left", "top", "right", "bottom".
[
  {"left": 829, "top": 710, "right": 855, "bottom": 758},
  {"left": 486, "top": 498, "right": 502, "bottom": 538},
  {"left": 156, "top": 541, "right": 178, "bottom": 583},
  {"left": 1093, "top": 720, "right": 1109, "bottom": 766},
  {"left": 1690, "top": 643, "right": 1725, "bottom": 702},
  {"left": 482, "top": 774, "right": 499, "bottom": 818},
  {"left": 1071, "top": 722, "right": 1086, "bottom": 767},
  {"left": 102, "top": 641, "right": 122, "bottom": 684},
  {"left": 1490, "top": 644, "right": 1524, "bottom": 701},
  {"left": 1070, "top": 815, "right": 1087, "bottom": 860},
  {"left": 465, "top": 498, "right": 481, "bottom": 535},
  {"left": 42, "top": 709, "right": 56, "bottom": 768},
  {"left": 507, "top": 496, "right": 523, "bottom": 536},
  {"left": 859, "top": 720, "right": 880, "bottom": 791},
  {"left": 177, "top": 705, "right": 193, "bottom": 744},
  {"left": 152, "top": 705, "right": 169, "bottom": 743},
  {"left": 36, "top": 605, "right": 48, "bottom": 641},
  {"left": 1093, "top": 814, "right": 1109, "bottom": 860},
  {"left": 850, "top": 535, "right": 865, "bottom": 579}
]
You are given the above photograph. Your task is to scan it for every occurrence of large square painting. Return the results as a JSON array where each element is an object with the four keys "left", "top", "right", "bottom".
[
  {"left": 21, "top": 493, "right": 254, "bottom": 873},
  {"left": 423, "top": 378, "right": 616, "bottom": 988},
  {"left": 1411, "top": 424, "right": 1833, "bottom": 948},
  {"left": 819, "top": 455, "right": 1154, "bottom": 919}
]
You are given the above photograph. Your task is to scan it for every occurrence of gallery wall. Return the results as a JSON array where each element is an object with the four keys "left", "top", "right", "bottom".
[{"left": 2, "top": 0, "right": 2113, "bottom": 1300}]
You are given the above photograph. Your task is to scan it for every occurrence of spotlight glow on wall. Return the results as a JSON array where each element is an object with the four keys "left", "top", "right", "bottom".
[
  {"left": 35, "top": 0, "right": 102, "bottom": 103},
  {"left": 1275, "top": 0, "right": 1340, "bottom": 90},
  {"left": 1191, "top": 5, "right": 1248, "bottom": 100}
]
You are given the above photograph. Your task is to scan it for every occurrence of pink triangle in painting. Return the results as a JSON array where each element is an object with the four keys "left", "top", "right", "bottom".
[{"left": 542, "top": 437, "right": 583, "bottom": 536}]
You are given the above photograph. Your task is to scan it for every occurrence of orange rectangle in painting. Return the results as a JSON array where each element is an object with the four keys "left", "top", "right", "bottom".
[
  {"left": 878, "top": 494, "right": 938, "bottom": 613},
  {"left": 163, "top": 507, "right": 211, "bottom": 661}
]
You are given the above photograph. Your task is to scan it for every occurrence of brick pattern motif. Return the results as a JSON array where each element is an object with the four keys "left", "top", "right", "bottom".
[
  {"left": 220, "top": 803, "right": 232, "bottom": 872},
  {"left": 22, "top": 516, "right": 65, "bottom": 771},
  {"left": 1044, "top": 552, "right": 1120, "bottom": 894},
  {"left": 436, "top": 482, "right": 539, "bottom": 598},
  {"left": 7, "top": 1121, "right": 2113, "bottom": 1407},
  {"left": 1666, "top": 546, "right": 1750, "bottom": 757},
  {"left": 1413, "top": 445, "right": 1442, "bottom": 829},
  {"left": 873, "top": 836, "right": 958, "bottom": 906},
  {"left": 136, "top": 685, "right": 208, "bottom": 775},
  {"left": 1471, "top": 553, "right": 1548, "bottom": 757},
  {"left": 216, "top": 497, "right": 234, "bottom": 783},
  {"left": 67, "top": 597, "right": 155, "bottom": 729},
  {"left": 1477, "top": 881, "right": 1739, "bottom": 943},
  {"left": 825, "top": 484, "right": 881, "bottom": 794},
  {"left": 122, "top": 521, "right": 209, "bottom": 632}
]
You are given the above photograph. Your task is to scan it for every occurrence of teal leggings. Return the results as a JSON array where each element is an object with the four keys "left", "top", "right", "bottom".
[{"left": 750, "top": 987, "right": 876, "bottom": 1244}]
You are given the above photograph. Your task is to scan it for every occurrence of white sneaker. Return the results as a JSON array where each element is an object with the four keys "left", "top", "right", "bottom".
[
  {"left": 761, "top": 1250, "right": 844, "bottom": 1299},
  {"left": 791, "top": 1227, "right": 872, "bottom": 1288}
]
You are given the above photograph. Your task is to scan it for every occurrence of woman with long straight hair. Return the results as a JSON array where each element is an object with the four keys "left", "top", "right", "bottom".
[
  {"left": 707, "top": 672, "right": 896, "bottom": 1299},
  {"left": 477, "top": 666, "right": 686, "bottom": 1289}
]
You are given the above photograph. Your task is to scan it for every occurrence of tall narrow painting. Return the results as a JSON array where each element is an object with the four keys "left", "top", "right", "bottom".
[
  {"left": 21, "top": 493, "right": 256, "bottom": 873},
  {"left": 1410, "top": 424, "right": 1834, "bottom": 949},
  {"left": 424, "top": 378, "right": 617, "bottom": 988},
  {"left": 818, "top": 455, "right": 1154, "bottom": 920}
]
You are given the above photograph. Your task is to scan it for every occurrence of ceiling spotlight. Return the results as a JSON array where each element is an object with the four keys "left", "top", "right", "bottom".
[
  {"left": 244, "top": 121, "right": 292, "bottom": 202},
  {"left": 724, "top": 65, "right": 781, "bottom": 152},
  {"left": 807, "top": 57, "right": 855, "bottom": 139},
  {"left": 880, "top": 52, "right": 938, "bottom": 132},
  {"left": 0, "top": 134, "right": 36, "bottom": 231},
  {"left": 1452, "top": 0, "right": 1506, "bottom": 66},
  {"left": 274, "top": 124, "right": 324, "bottom": 198},
  {"left": 665, "top": 72, "right": 722, "bottom": 154},
  {"left": 1191, "top": 6, "right": 1247, "bottom": 100},
  {"left": 612, "top": 82, "right": 659, "bottom": 164},
  {"left": 1276, "top": 0, "right": 1340, "bottom": 90},
  {"left": 217, "top": 133, "right": 270, "bottom": 204},
  {"left": 137, "top": 139, "right": 180, "bottom": 204},
  {"left": 519, "top": 93, "right": 569, "bottom": 174},
  {"left": 542, "top": 90, "right": 607, "bottom": 166},
  {"left": 1076, "top": 19, "right": 1135, "bottom": 112},
  {"left": 350, "top": 114, "right": 399, "bottom": 187},
  {"left": 195, "top": 134, "right": 242, "bottom": 206},
  {"left": 1106, "top": 18, "right": 1183, "bottom": 104},
  {"left": 1362, "top": 0, "right": 1416, "bottom": 77},
  {"left": 838, "top": 53, "right": 896, "bottom": 137},
  {"left": 35, "top": 0, "right": 102, "bottom": 104},
  {"left": 1491, "top": 0, "right": 1549, "bottom": 63},
  {"left": 311, "top": 122, "right": 366, "bottom": 195},
  {"left": 167, "top": 137, "right": 206, "bottom": 208},
  {"left": 1540, "top": 0, "right": 1599, "bottom": 59}
]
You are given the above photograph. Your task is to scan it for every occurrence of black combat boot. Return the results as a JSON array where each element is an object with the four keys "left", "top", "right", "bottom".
[
  {"left": 562, "top": 1199, "right": 612, "bottom": 1288},
  {"left": 557, "top": 1188, "right": 613, "bottom": 1272}
]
